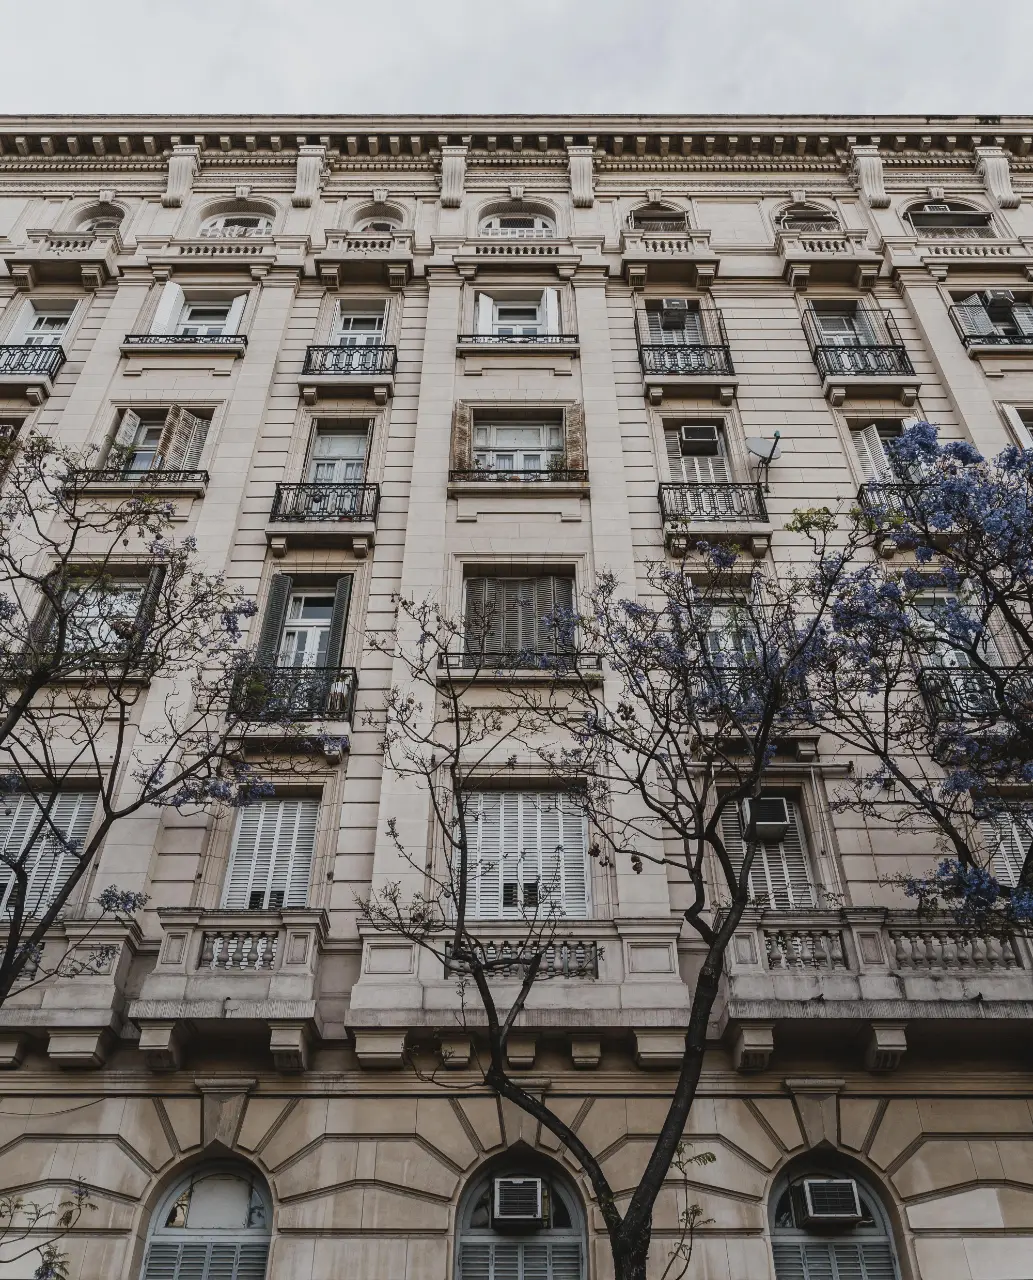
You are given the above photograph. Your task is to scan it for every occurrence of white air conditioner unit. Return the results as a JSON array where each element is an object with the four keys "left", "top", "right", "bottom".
[
  {"left": 660, "top": 298, "right": 690, "bottom": 329},
  {"left": 494, "top": 1177, "right": 545, "bottom": 1224},
  {"left": 679, "top": 424, "right": 721, "bottom": 456},
  {"left": 982, "top": 289, "right": 1015, "bottom": 308},
  {"left": 741, "top": 796, "right": 791, "bottom": 841},
  {"left": 796, "top": 1178, "right": 863, "bottom": 1225},
  {"left": 923, "top": 202, "right": 952, "bottom": 213}
]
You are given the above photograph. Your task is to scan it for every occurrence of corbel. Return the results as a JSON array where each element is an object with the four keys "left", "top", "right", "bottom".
[
  {"left": 162, "top": 144, "right": 200, "bottom": 208},
  {"left": 850, "top": 144, "right": 890, "bottom": 208},
  {"left": 568, "top": 144, "right": 595, "bottom": 208},
  {"left": 292, "top": 144, "right": 328, "bottom": 208},
  {"left": 440, "top": 145, "right": 468, "bottom": 207},
  {"left": 975, "top": 146, "right": 1020, "bottom": 208}
]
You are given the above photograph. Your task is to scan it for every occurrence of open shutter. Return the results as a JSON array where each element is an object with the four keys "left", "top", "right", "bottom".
[
  {"left": 500, "top": 791, "right": 521, "bottom": 916},
  {"left": 158, "top": 405, "right": 207, "bottom": 470},
  {"left": 112, "top": 409, "right": 141, "bottom": 452},
  {"left": 954, "top": 295, "right": 995, "bottom": 338},
  {"left": 224, "top": 293, "right": 248, "bottom": 336},
  {"left": 776, "top": 801, "right": 816, "bottom": 909},
  {"left": 980, "top": 816, "right": 1029, "bottom": 887},
  {"left": 562, "top": 403, "right": 586, "bottom": 472},
  {"left": 255, "top": 575, "right": 292, "bottom": 666},
  {"left": 450, "top": 401, "right": 473, "bottom": 471},
  {"left": 1012, "top": 302, "right": 1033, "bottom": 337},
  {"left": 324, "top": 576, "right": 353, "bottom": 669},
  {"left": 475, "top": 293, "right": 494, "bottom": 335},
  {"left": 1001, "top": 404, "right": 1033, "bottom": 450},
  {"left": 133, "top": 565, "right": 167, "bottom": 650},
  {"left": 542, "top": 287, "right": 560, "bottom": 336},
  {"left": 852, "top": 425, "right": 894, "bottom": 482},
  {"left": 151, "top": 281, "right": 185, "bottom": 335},
  {"left": 6, "top": 299, "right": 36, "bottom": 345}
]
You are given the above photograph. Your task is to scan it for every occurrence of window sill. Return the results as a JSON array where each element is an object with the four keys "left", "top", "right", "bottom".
[
  {"left": 120, "top": 337, "right": 246, "bottom": 358},
  {"left": 437, "top": 662, "right": 603, "bottom": 687},
  {"left": 455, "top": 337, "right": 580, "bottom": 357},
  {"left": 447, "top": 478, "right": 589, "bottom": 499},
  {"left": 820, "top": 372, "right": 921, "bottom": 408},
  {"left": 70, "top": 473, "right": 209, "bottom": 498}
]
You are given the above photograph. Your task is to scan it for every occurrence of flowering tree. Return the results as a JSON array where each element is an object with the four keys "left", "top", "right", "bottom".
[{"left": 0, "top": 433, "right": 301, "bottom": 1006}]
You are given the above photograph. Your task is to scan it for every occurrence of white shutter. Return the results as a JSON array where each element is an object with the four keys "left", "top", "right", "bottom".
[
  {"left": 151, "top": 281, "right": 186, "bottom": 335},
  {"left": 476, "top": 293, "right": 494, "bottom": 335},
  {"left": 980, "top": 816, "right": 1029, "bottom": 887},
  {"left": 665, "top": 429, "right": 730, "bottom": 483},
  {"left": 852, "top": 425, "right": 893, "bottom": 482},
  {"left": 1012, "top": 302, "right": 1033, "bottom": 337},
  {"left": 222, "top": 799, "right": 318, "bottom": 910},
  {"left": 224, "top": 293, "right": 248, "bottom": 336},
  {"left": 0, "top": 793, "right": 97, "bottom": 916},
  {"left": 112, "top": 408, "right": 142, "bottom": 451},
  {"left": 720, "top": 800, "right": 814, "bottom": 909},
  {"left": 542, "top": 287, "right": 560, "bottom": 335},
  {"left": 1001, "top": 404, "right": 1033, "bottom": 450},
  {"left": 6, "top": 299, "right": 37, "bottom": 344},
  {"left": 159, "top": 405, "right": 208, "bottom": 470}
]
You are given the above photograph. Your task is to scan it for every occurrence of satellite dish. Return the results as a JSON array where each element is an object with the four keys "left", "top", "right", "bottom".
[{"left": 746, "top": 436, "right": 782, "bottom": 462}]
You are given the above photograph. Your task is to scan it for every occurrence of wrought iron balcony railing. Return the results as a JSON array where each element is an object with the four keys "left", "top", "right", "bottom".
[
  {"left": 230, "top": 663, "right": 358, "bottom": 722},
  {"left": 918, "top": 665, "right": 1033, "bottom": 725},
  {"left": 453, "top": 647, "right": 601, "bottom": 673},
  {"left": 122, "top": 333, "right": 247, "bottom": 347},
  {"left": 639, "top": 344, "right": 736, "bottom": 376},
  {"left": 802, "top": 304, "right": 915, "bottom": 380},
  {"left": 659, "top": 481, "right": 767, "bottom": 523},
  {"left": 949, "top": 304, "right": 1033, "bottom": 348},
  {"left": 270, "top": 482, "right": 380, "bottom": 523},
  {"left": 302, "top": 344, "right": 396, "bottom": 375},
  {"left": 456, "top": 332, "right": 578, "bottom": 345},
  {"left": 857, "top": 480, "right": 925, "bottom": 520},
  {"left": 67, "top": 468, "right": 210, "bottom": 488},
  {"left": 0, "top": 345, "right": 66, "bottom": 378},
  {"left": 627, "top": 215, "right": 690, "bottom": 233},
  {"left": 449, "top": 468, "right": 588, "bottom": 484}
]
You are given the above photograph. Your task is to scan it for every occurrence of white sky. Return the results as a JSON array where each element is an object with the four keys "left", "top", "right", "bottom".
[{"left": 0, "top": 0, "right": 1030, "bottom": 116}]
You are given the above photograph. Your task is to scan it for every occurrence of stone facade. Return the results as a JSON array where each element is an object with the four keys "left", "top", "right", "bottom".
[{"left": 0, "top": 116, "right": 1032, "bottom": 1280}]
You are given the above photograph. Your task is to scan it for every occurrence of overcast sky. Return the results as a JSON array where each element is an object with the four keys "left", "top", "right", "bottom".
[{"left": 1, "top": 0, "right": 1030, "bottom": 116}]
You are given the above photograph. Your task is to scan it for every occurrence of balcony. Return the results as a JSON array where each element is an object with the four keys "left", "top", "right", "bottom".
[
  {"left": 775, "top": 227, "right": 883, "bottom": 291},
  {"left": 298, "top": 344, "right": 396, "bottom": 404},
  {"left": 723, "top": 907, "right": 1033, "bottom": 1071},
  {"left": 315, "top": 229, "right": 414, "bottom": 288},
  {"left": 120, "top": 332, "right": 247, "bottom": 358},
  {"left": 129, "top": 908, "right": 328, "bottom": 1071},
  {"left": 802, "top": 305, "right": 920, "bottom": 406},
  {"left": 658, "top": 481, "right": 771, "bottom": 558},
  {"left": 66, "top": 467, "right": 210, "bottom": 497},
  {"left": 638, "top": 306, "right": 737, "bottom": 405},
  {"left": 266, "top": 480, "right": 380, "bottom": 557},
  {"left": 0, "top": 345, "right": 66, "bottom": 403},
  {"left": 620, "top": 226, "right": 718, "bottom": 289},
  {"left": 230, "top": 662, "right": 358, "bottom": 726},
  {"left": 133, "top": 233, "right": 308, "bottom": 278},
  {"left": 949, "top": 303, "right": 1033, "bottom": 358},
  {"left": 3, "top": 227, "right": 122, "bottom": 290}
]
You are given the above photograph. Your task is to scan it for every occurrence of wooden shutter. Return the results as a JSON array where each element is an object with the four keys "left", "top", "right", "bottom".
[
  {"left": 562, "top": 403, "right": 586, "bottom": 471},
  {"left": 464, "top": 578, "right": 504, "bottom": 657},
  {"left": 476, "top": 293, "right": 494, "bottom": 335},
  {"left": 134, "top": 565, "right": 167, "bottom": 642},
  {"left": 980, "top": 816, "right": 1029, "bottom": 887},
  {"left": 255, "top": 575, "right": 293, "bottom": 666},
  {"left": 112, "top": 408, "right": 141, "bottom": 451},
  {"left": 542, "top": 287, "right": 560, "bottom": 335},
  {"left": 324, "top": 576, "right": 353, "bottom": 668},
  {"left": 222, "top": 798, "right": 319, "bottom": 910},
  {"left": 0, "top": 793, "right": 97, "bottom": 916},
  {"left": 720, "top": 799, "right": 814, "bottom": 909},
  {"left": 851, "top": 426, "right": 894, "bottom": 482},
  {"left": 450, "top": 401, "right": 473, "bottom": 471},
  {"left": 151, "top": 281, "right": 186, "bottom": 335},
  {"left": 142, "top": 1241, "right": 270, "bottom": 1280},
  {"left": 224, "top": 293, "right": 248, "bottom": 336},
  {"left": 158, "top": 405, "right": 208, "bottom": 470},
  {"left": 533, "top": 576, "right": 575, "bottom": 653}
]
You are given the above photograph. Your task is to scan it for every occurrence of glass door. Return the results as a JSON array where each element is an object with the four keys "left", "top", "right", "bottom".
[{"left": 278, "top": 594, "right": 335, "bottom": 668}]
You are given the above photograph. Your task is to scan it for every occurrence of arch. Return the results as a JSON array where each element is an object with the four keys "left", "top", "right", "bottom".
[
  {"left": 478, "top": 199, "right": 557, "bottom": 238},
  {"left": 455, "top": 1150, "right": 586, "bottom": 1280},
  {"left": 775, "top": 201, "right": 841, "bottom": 233},
  {"left": 197, "top": 199, "right": 278, "bottom": 239},
  {"left": 351, "top": 200, "right": 406, "bottom": 232},
  {"left": 140, "top": 1159, "right": 272, "bottom": 1280},
  {"left": 769, "top": 1153, "right": 903, "bottom": 1280},
  {"left": 75, "top": 201, "right": 126, "bottom": 233},
  {"left": 627, "top": 200, "right": 689, "bottom": 232},
  {"left": 905, "top": 199, "right": 996, "bottom": 238}
]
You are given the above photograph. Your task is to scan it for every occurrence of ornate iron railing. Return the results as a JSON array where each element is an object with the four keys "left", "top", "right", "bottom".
[
  {"left": 639, "top": 344, "right": 735, "bottom": 376},
  {"left": 449, "top": 468, "right": 588, "bottom": 484},
  {"left": 230, "top": 663, "right": 358, "bottom": 722},
  {"left": 445, "top": 940, "right": 599, "bottom": 978},
  {"left": 627, "top": 215, "right": 690, "bottom": 233},
  {"left": 857, "top": 481, "right": 925, "bottom": 520},
  {"left": 122, "top": 333, "right": 247, "bottom": 347},
  {"left": 67, "top": 468, "right": 209, "bottom": 487},
  {"left": 803, "top": 304, "right": 914, "bottom": 379},
  {"left": 453, "top": 648, "right": 601, "bottom": 673},
  {"left": 949, "top": 304, "right": 1033, "bottom": 347},
  {"left": 456, "top": 332, "right": 578, "bottom": 345},
  {"left": 918, "top": 666, "right": 1033, "bottom": 724},
  {"left": 270, "top": 481, "right": 380, "bottom": 523},
  {"left": 0, "top": 345, "right": 66, "bottom": 378},
  {"left": 658, "top": 481, "right": 767, "bottom": 523},
  {"left": 302, "top": 344, "right": 396, "bottom": 375}
]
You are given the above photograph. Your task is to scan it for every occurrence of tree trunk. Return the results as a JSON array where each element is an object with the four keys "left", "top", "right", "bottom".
[{"left": 612, "top": 1225, "right": 651, "bottom": 1280}]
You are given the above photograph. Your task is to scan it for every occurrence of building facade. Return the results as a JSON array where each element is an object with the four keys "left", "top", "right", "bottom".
[{"left": 0, "top": 115, "right": 1032, "bottom": 1280}]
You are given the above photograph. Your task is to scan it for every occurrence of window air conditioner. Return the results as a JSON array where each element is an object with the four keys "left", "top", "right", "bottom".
[
  {"left": 795, "top": 1178, "right": 863, "bottom": 1226},
  {"left": 493, "top": 1177, "right": 545, "bottom": 1225},
  {"left": 982, "top": 289, "right": 1015, "bottom": 308},
  {"left": 679, "top": 424, "right": 721, "bottom": 456},
  {"left": 923, "top": 202, "right": 952, "bottom": 213},
  {"left": 741, "top": 796, "right": 791, "bottom": 841},
  {"left": 660, "top": 298, "right": 690, "bottom": 329}
]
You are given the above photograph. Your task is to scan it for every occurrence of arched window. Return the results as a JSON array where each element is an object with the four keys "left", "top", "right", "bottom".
[
  {"left": 457, "top": 1166, "right": 585, "bottom": 1280},
  {"left": 200, "top": 212, "right": 274, "bottom": 239},
  {"left": 141, "top": 1164, "right": 271, "bottom": 1280},
  {"left": 357, "top": 216, "right": 400, "bottom": 232},
  {"left": 906, "top": 201, "right": 995, "bottom": 239},
  {"left": 776, "top": 203, "right": 840, "bottom": 234},
  {"left": 480, "top": 211, "right": 555, "bottom": 239},
  {"left": 771, "top": 1167, "right": 900, "bottom": 1280},
  {"left": 79, "top": 204, "right": 124, "bottom": 233},
  {"left": 628, "top": 204, "right": 688, "bottom": 233}
]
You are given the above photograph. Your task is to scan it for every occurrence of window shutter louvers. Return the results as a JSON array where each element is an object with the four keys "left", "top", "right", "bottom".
[
  {"left": 159, "top": 405, "right": 208, "bottom": 470},
  {"left": 451, "top": 401, "right": 473, "bottom": 471},
  {"left": 772, "top": 1240, "right": 896, "bottom": 1280},
  {"left": 134, "top": 565, "right": 167, "bottom": 646},
  {"left": 720, "top": 800, "right": 814, "bottom": 909},
  {"left": 0, "top": 793, "right": 97, "bottom": 916},
  {"left": 224, "top": 293, "right": 248, "bottom": 336},
  {"left": 222, "top": 798, "right": 318, "bottom": 910},
  {"left": 459, "top": 1241, "right": 581, "bottom": 1280},
  {"left": 112, "top": 408, "right": 142, "bottom": 452},
  {"left": 1011, "top": 302, "right": 1033, "bottom": 337},
  {"left": 142, "top": 1241, "right": 270, "bottom": 1280},
  {"left": 980, "top": 816, "right": 1028, "bottom": 887},
  {"left": 533, "top": 576, "right": 574, "bottom": 653},
  {"left": 562, "top": 403, "right": 586, "bottom": 471},
  {"left": 255, "top": 575, "right": 293, "bottom": 667},
  {"left": 151, "top": 281, "right": 186, "bottom": 335},
  {"left": 476, "top": 294, "right": 494, "bottom": 335},
  {"left": 852, "top": 426, "right": 894, "bottom": 482},
  {"left": 324, "top": 576, "right": 353, "bottom": 670},
  {"left": 542, "top": 287, "right": 560, "bottom": 335}
]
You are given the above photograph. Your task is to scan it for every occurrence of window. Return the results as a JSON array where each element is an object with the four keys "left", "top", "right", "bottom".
[
  {"left": 474, "top": 288, "right": 559, "bottom": 338},
  {"left": 812, "top": 305, "right": 875, "bottom": 347},
  {"left": 222, "top": 797, "right": 319, "bottom": 911},
  {"left": 357, "top": 218, "right": 399, "bottom": 232},
  {"left": 22, "top": 308, "right": 72, "bottom": 347},
  {"left": 178, "top": 302, "right": 232, "bottom": 337},
  {"left": 981, "top": 811, "right": 1033, "bottom": 887},
  {"left": 306, "top": 425, "right": 369, "bottom": 484},
  {"left": 332, "top": 307, "right": 385, "bottom": 346},
  {"left": 140, "top": 1165, "right": 271, "bottom": 1280},
  {"left": 703, "top": 599, "right": 759, "bottom": 668},
  {"left": 464, "top": 575, "right": 575, "bottom": 662},
  {"left": 458, "top": 1167, "right": 584, "bottom": 1280},
  {"left": 0, "top": 792, "right": 97, "bottom": 918},
  {"left": 109, "top": 405, "right": 210, "bottom": 475},
  {"left": 771, "top": 1170, "right": 899, "bottom": 1280},
  {"left": 628, "top": 205, "right": 688, "bottom": 232},
  {"left": 850, "top": 421, "right": 912, "bottom": 483},
  {"left": 254, "top": 574, "right": 352, "bottom": 673},
  {"left": 480, "top": 212, "right": 555, "bottom": 238},
  {"left": 199, "top": 213, "right": 273, "bottom": 238},
  {"left": 66, "top": 580, "right": 146, "bottom": 652},
  {"left": 79, "top": 205, "right": 123, "bottom": 233},
  {"left": 464, "top": 792, "right": 589, "bottom": 919},
  {"left": 473, "top": 422, "right": 563, "bottom": 474},
  {"left": 907, "top": 201, "right": 994, "bottom": 239},
  {"left": 148, "top": 282, "right": 247, "bottom": 338},
  {"left": 665, "top": 423, "right": 730, "bottom": 484},
  {"left": 776, "top": 203, "right": 840, "bottom": 233},
  {"left": 953, "top": 291, "right": 1033, "bottom": 344},
  {"left": 720, "top": 796, "right": 815, "bottom": 909},
  {"left": 645, "top": 302, "right": 704, "bottom": 346}
]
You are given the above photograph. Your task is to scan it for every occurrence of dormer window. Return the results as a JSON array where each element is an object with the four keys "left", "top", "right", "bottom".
[
  {"left": 199, "top": 213, "right": 273, "bottom": 239},
  {"left": 906, "top": 201, "right": 995, "bottom": 239},
  {"left": 480, "top": 213, "right": 554, "bottom": 238}
]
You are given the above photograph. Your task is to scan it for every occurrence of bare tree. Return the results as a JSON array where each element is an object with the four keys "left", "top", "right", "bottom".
[{"left": 0, "top": 1175, "right": 92, "bottom": 1280}]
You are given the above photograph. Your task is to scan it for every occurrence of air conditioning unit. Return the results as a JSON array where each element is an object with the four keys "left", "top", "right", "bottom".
[
  {"left": 795, "top": 1178, "right": 863, "bottom": 1226},
  {"left": 494, "top": 1177, "right": 545, "bottom": 1225},
  {"left": 923, "top": 202, "right": 952, "bottom": 213},
  {"left": 679, "top": 424, "right": 721, "bottom": 456},
  {"left": 982, "top": 289, "right": 1015, "bottom": 308},
  {"left": 660, "top": 298, "right": 690, "bottom": 329},
  {"left": 741, "top": 796, "right": 791, "bottom": 841}
]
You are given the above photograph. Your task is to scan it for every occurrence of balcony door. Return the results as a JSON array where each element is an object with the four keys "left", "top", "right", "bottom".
[
  {"left": 278, "top": 593, "right": 336, "bottom": 668},
  {"left": 721, "top": 796, "right": 816, "bottom": 910},
  {"left": 473, "top": 422, "right": 563, "bottom": 474},
  {"left": 333, "top": 311, "right": 384, "bottom": 347},
  {"left": 307, "top": 428, "right": 368, "bottom": 484},
  {"left": 23, "top": 311, "right": 71, "bottom": 346},
  {"left": 256, "top": 574, "right": 352, "bottom": 675},
  {"left": 814, "top": 309, "right": 873, "bottom": 348},
  {"left": 646, "top": 305, "right": 703, "bottom": 346}
]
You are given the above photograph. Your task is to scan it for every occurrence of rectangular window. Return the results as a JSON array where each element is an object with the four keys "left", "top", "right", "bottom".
[
  {"left": 22, "top": 308, "right": 72, "bottom": 347},
  {"left": 955, "top": 292, "right": 1033, "bottom": 341},
  {"left": 1001, "top": 405, "right": 1033, "bottom": 450},
  {"left": 221, "top": 798, "right": 319, "bottom": 910},
  {"left": 277, "top": 593, "right": 336, "bottom": 667},
  {"left": 254, "top": 574, "right": 353, "bottom": 672},
  {"left": 850, "top": 423, "right": 904, "bottom": 482},
  {"left": 720, "top": 796, "right": 815, "bottom": 909},
  {"left": 66, "top": 580, "right": 146, "bottom": 653},
  {"left": 0, "top": 792, "right": 97, "bottom": 916},
  {"left": 813, "top": 306, "right": 874, "bottom": 347},
  {"left": 110, "top": 405, "right": 210, "bottom": 474},
  {"left": 664, "top": 423, "right": 730, "bottom": 484},
  {"left": 333, "top": 310, "right": 385, "bottom": 346},
  {"left": 464, "top": 791, "right": 589, "bottom": 919},
  {"left": 464, "top": 575, "right": 575, "bottom": 661},
  {"left": 704, "top": 598, "right": 759, "bottom": 668},
  {"left": 475, "top": 289, "right": 559, "bottom": 337},
  {"left": 177, "top": 302, "right": 231, "bottom": 337},
  {"left": 646, "top": 303, "right": 703, "bottom": 346},
  {"left": 473, "top": 422, "right": 563, "bottom": 474},
  {"left": 306, "top": 426, "right": 369, "bottom": 484}
]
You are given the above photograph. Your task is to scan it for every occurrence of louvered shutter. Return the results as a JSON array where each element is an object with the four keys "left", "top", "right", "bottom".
[
  {"left": 0, "top": 793, "right": 97, "bottom": 916},
  {"left": 324, "top": 576, "right": 353, "bottom": 669},
  {"left": 112, "top": 408, "right": 142, "bottom": 452},
  {"left": 224, "top": 293, "right": 248, "bottom": 336},
  {"left": 141, "top": 1241, "right": 270, "bottom": 1280},
  {"left": 460, "top": 1243, "right": 491, "bottom": 1280},
  {"left": 151, "top": 281, "right": 186, "bottom": 335},
  {"left": 222, "top": 799, "right": 318, "bottom": 910},
  {"left": 503, "top": 579, "right": 533, "bottom": 655},
  {"left": 852, "top": 426, "right": 894, "bottom": 482},
  {"left": 468, "top": 792, "right": 502, "bottom": 918},
  {"left": 665, "top": 429, "right": 730, "bottom": 484},
  {"left": 773, "top": 1240, "right": 896, "bottom": 1280},
  {"left": 533, "top": 576, "right": 575, "bottom": 654},
  {"left": 980, "top": 816, "right": 1029, "bottom": 887},
  {"left": 476, "top": 294, "right": 495, "bottom": 335},
  {"left": 542, "top": 287, "right": 560, "bottom": 335},
  {"left": 720, "top": 800, "right": 814, "bottom": 909},
  {"left": 954, "top": 295, "right": 996, "bottom": 338},
  {"left": 255, "top": 575, "right": 292, "bottom": 667},
  {"left": 459, "top": 1240, "right": 581, "bottom": 1280},
  {"left": 465, "top": 578, "right": 504, "bottom": 659},
  {"left": 158, "top": 405, "right": 208, "bottom": 470}
]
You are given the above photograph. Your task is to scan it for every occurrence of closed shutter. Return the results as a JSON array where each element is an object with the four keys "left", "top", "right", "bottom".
[
  {"left": 255, "top": 575, "right": 293, "bottom": 667},
  {"left": 720, "top": 799, "right": 815, "bottom": 909},
  {"left": 141, "top": 1240, "right": 270, "bottom": 1280},
  {"left": 465, "top": 578, "right": 505, "bottom": 658},
  {"left": 151, "top": 281, "right": 186, "bottom": 335},
  {"left": 459, "top": 1241, "right": 581, "bottom": 1280},
  {"left": 533, "top": 576, "right": 575, "bottom": 653},
  {"left": 0, "top": 792, "right": 97, "bottom": 916},
  {"left": 467, "top": 792, "right": 588, "bottom": 919},
  {"left": 773, "top": 1240, "right": 896, "bottom": 1280},
  {"left": 222, "top": 798, "right": 319, "bottom": 910},
  {"left": 665, "top": 428, "right": 730, "bottom": 484},
  {"left": 224, "top": 293, "right": 248, "bottom": 336},
  {"left": 158, "top": 405, "right": 209, "bottom": 470},
  {"left": 980, "top": 815, "right": 1030, "bottom": 887}
]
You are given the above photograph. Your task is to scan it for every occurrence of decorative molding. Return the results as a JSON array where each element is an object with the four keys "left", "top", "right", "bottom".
[
  {"left": 440, "top": 145, "right": 468, "bottom": 207},
  {"left": 568, "top": 144, "right": 595, "bottom": 207},
  {"left": 975, "top": 145, "right": 1021, "bottom": 208},
  {"left": 292, "top": 144, "right": 328, "bottom": 207},
  {"left": 850, "top": 144, "right": 890, "bottom": 208},
  {"left": 162, "top": 144, "right": 200, "bottom": 208}
]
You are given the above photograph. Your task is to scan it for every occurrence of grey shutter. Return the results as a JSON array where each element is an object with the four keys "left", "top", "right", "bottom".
[
  {"left": 534, "top": 576, "right": 574, "bottom": 653},
  {"left": 542, "top": 287, "right": 560, "bottom": 335},
  {"left": 852, "top": 426, "right": 894, "bottom": 482},
  {"left": 255, "top": 575, "right": 292, "bottom": 666},
  {"left": 450, "top": 401, "right": 473, "bottom": 471},
  {"left": 151, "top": 281, "right": 185, "bottom": 335},
  {"left": 133, "top": 566, "right": 167, "bottom": 653},
  {"left": 142, "top": 1240, "right": 270, "bottom": 1280},
  {"left": 465, "top": 578, "right": 504, "bottom": 658},
  {"left": 562, "top": 403, "right": 586, "bottom": 471},
  {"left": 954, "top": 295, "right": 995, "bottom": 338},
  {"left": 324, "top": 576, "right": 353, "bottom": 668},
  {"left": 720, "top": 800, "right": 814, "bottom": 909},
  {"left": 980, "top": 816, "right": 1029, "bottom": 887},
  {"left": 222, "top": 798, "right": 319, "bottom": 910}
]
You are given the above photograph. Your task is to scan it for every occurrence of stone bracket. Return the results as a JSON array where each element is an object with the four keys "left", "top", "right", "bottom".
[
  {"left": 292, "top": 145, "right": 328, "bottom": 208},
  {"left": 850, "top": 144, "right": 890, "bottom": 208},
  {"left": 975, "top": 146, "right": 1020, "bottom": 208},
  {"left": 354, "top": 1029, "right": 407, "bottom": 1068},
  {"left": 733, "top": 1023, "right": 774, "bottom": 1071},
  {"left": 865, "top": 1022, "right": 907, "bottom": 1072},
  {"left": 634, "top": 1029, "right": 685, "bottom": 1068},
  {"left": 163, "top": 144, "right": 200, "bottom": 208}
]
